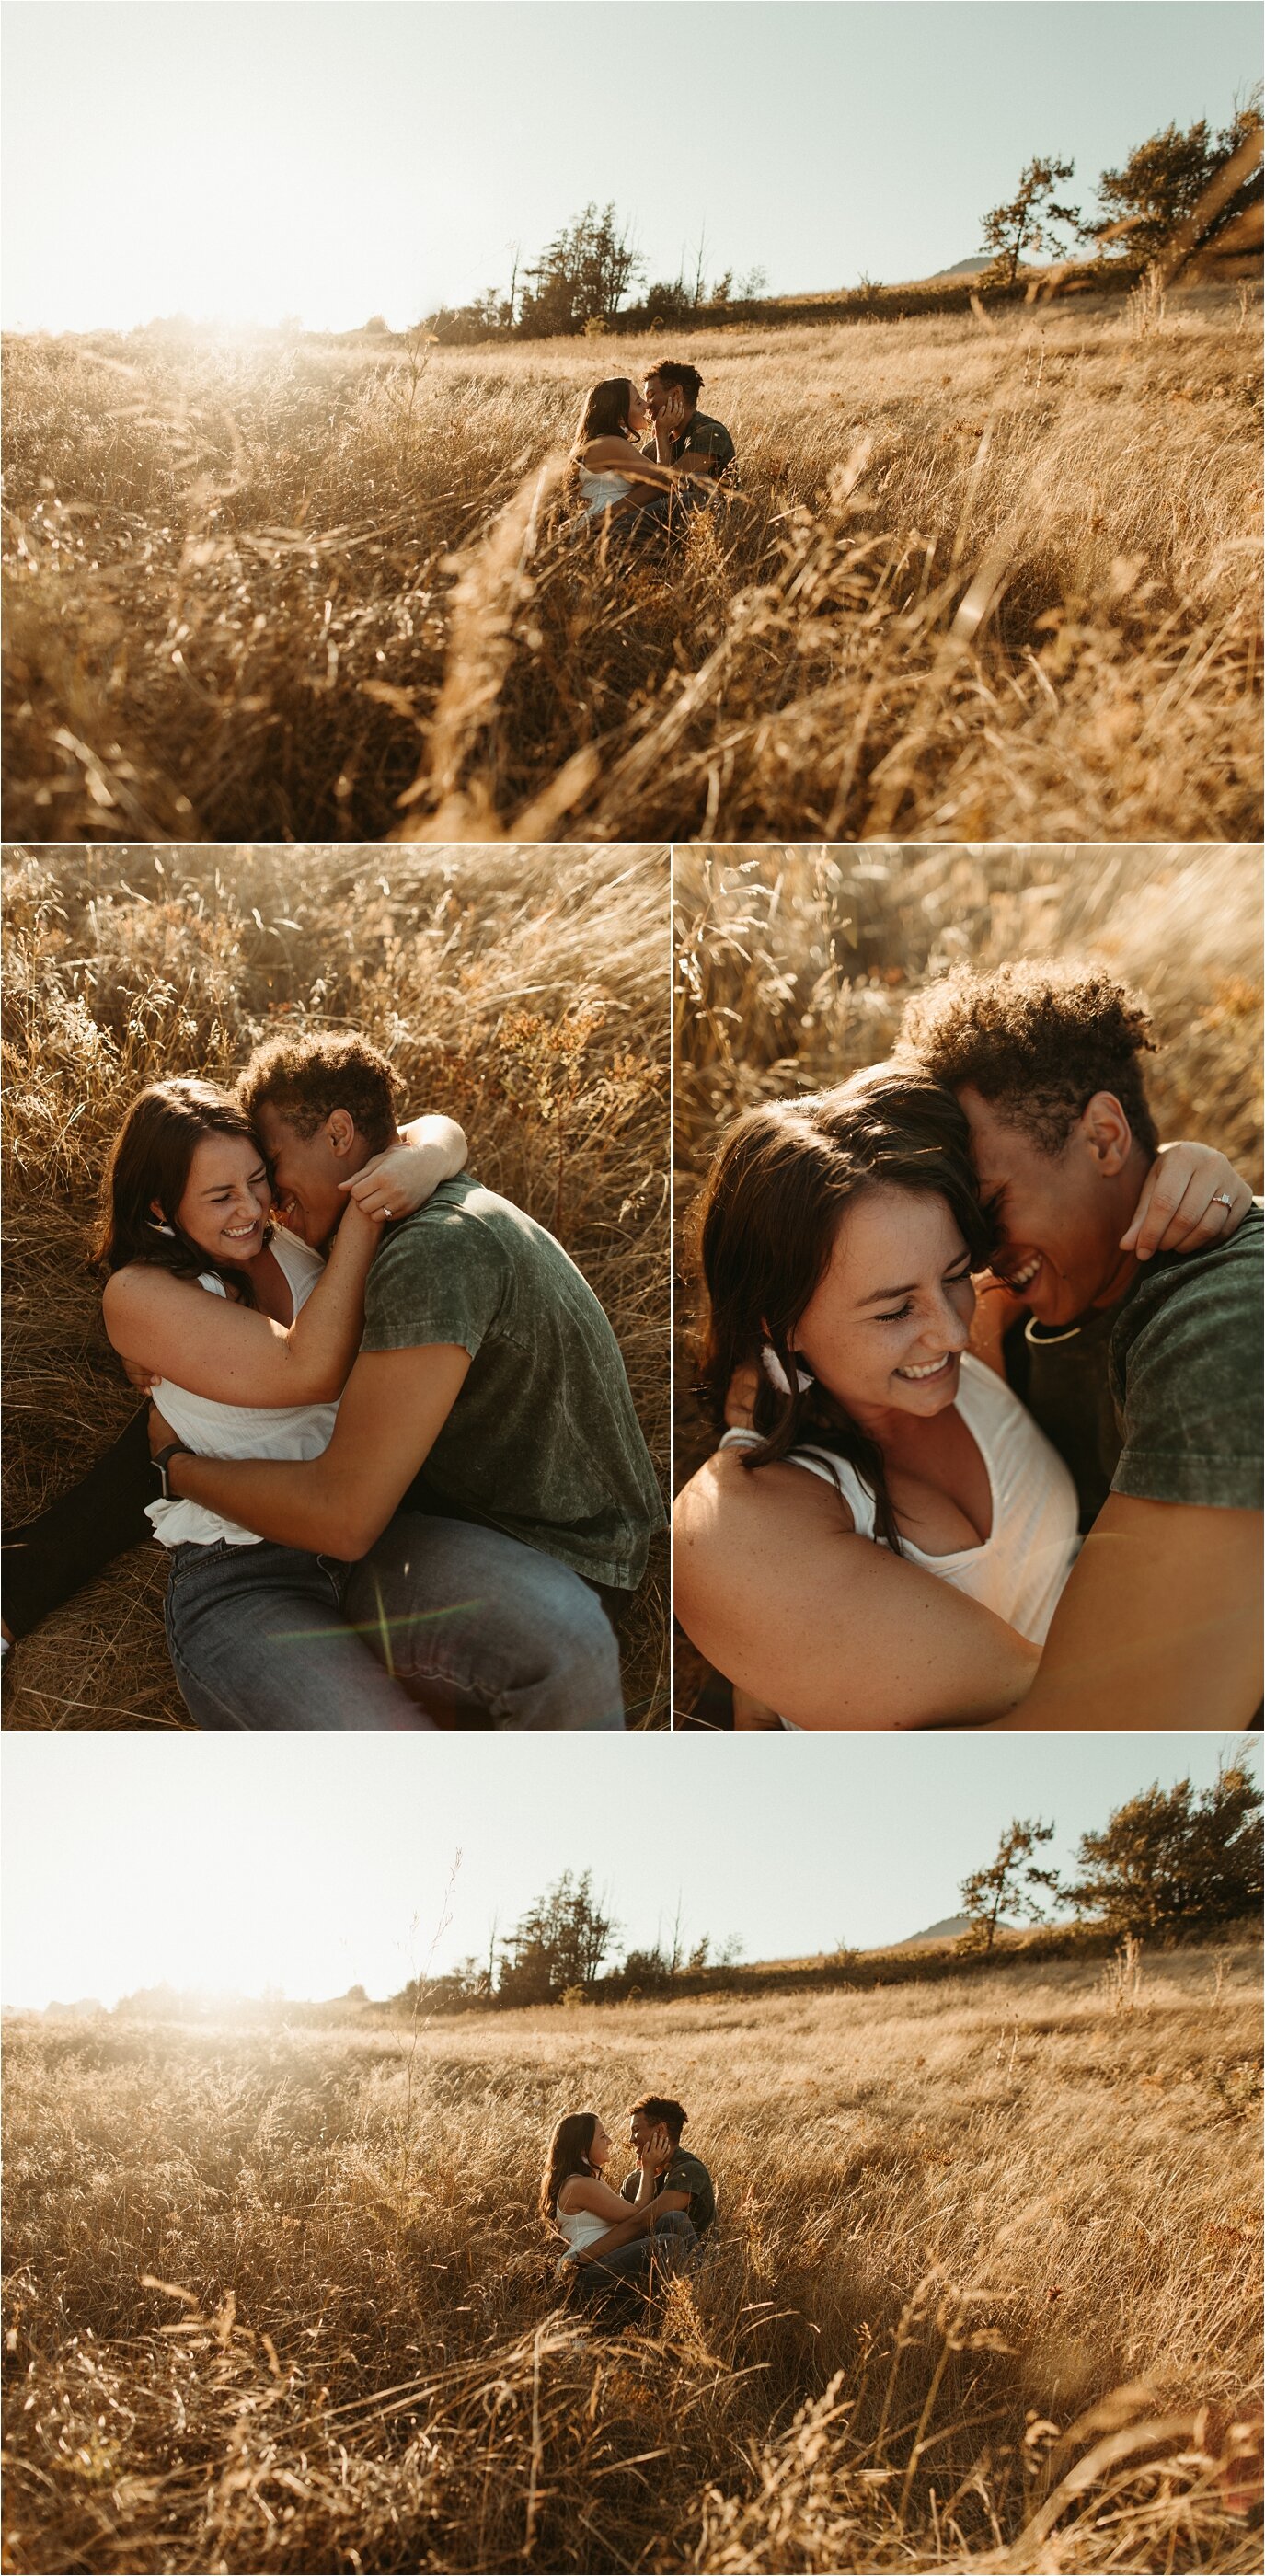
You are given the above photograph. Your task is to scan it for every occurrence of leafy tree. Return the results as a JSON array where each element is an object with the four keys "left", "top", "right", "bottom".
[
  {"left": 497, "top": 1869, "right": 620, "bottom": 2007},
  {"left": 960, "top": 1817, "right": 1060, "bottom": 1952},
  {"left": 517, "top": 203, "right": 644, "bottom": 336},
  {"left": 1060, "top": 1765, "right": 1263, "bottom": 1939},
  {"left": 980, "top": 155, "right": 1080, "bottom": 284},
  {"left": 1082, "top": 101, "right": 1263, "bottom": 264}
]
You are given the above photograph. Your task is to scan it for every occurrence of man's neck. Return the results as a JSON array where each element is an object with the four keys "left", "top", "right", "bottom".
[{"left": 1078, "top": 1146, "right": 1155, "bottom": 1322}]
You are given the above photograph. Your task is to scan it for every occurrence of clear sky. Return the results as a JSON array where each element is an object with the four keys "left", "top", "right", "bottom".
[
  {"left": 3, "top": 3, "right": 1259, "bottom": 331},
  {"left": 2, "top": 1731, "right": 1254, "bottom": 2008}
]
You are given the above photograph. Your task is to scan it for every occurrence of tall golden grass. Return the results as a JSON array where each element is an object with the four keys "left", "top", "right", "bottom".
[
  {"left": 4, "top": 1935, "right": 1261, "bottom": 2571},
  {"left": 0, "top": 844, "right": 669, "bottom": 1726},
  {"left": 4, "top": 286, "right": 1260, "bottom": 844},
  {"left": 673, "top": 844, "right": 1264, "bottom": 1712}
]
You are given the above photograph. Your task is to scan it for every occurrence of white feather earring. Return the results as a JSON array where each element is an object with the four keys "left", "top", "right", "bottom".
[{"left": 761, "top": 1344, "right": 814, "bottom": 1397}]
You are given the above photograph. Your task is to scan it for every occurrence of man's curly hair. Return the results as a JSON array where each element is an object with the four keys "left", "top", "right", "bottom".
[
  {"left": 900, "top": 962, "right": 1159, "bottom": 1157},
  {"left": 237, "top": 1030, "right": 398, "bottom": 1152}
]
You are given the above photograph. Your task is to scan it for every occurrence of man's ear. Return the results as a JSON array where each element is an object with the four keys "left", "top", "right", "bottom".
[
  {"left": 323, "top": 1109, "right": 358, "bottom": 1160},
  {"left": 1079, "top": 1091, "right": 1133, "bottom": 1176}
]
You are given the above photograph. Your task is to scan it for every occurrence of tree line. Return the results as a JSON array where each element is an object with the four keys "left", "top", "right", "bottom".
[
  {"left": 394, "top": 1762, "right": 1260, "bottom": 2019},
  {"left": 960, "top": 1761, "right": 1262, "bottom": 1953},
  {"left": 979, "top": 94, "right": 1261, "bottom": 283},
  {"left": 408, "top": 97, "right": 1259, "bottom": 346}
]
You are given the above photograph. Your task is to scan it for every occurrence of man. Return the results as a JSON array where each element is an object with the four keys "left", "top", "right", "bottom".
[
  {"left": 642, "top": 361, "right": 736, "bottom": 487},
  {"left": 900, "top": 962, "right": 1262, "bottom": 1727},
  {"left": 151, "top": 1032, "right": 665, "bottom": 1729},
  {"left": 572, "top": 2095, "right": 716, "bottom": 2296}
]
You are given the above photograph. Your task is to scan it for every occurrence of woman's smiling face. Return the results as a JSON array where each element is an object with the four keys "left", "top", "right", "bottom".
[
  {"left": 789, "top": 1183, "right": 975, "bottom": 1424},
  {"left": 588, "top": 2118, "right": 612, "bottom": 2169},
  {"left": 169, "top": 1133, "right": 273, "bottom": 1266},
  {"left": 623, "top": 382, "right": 650, "bottom": 435}
]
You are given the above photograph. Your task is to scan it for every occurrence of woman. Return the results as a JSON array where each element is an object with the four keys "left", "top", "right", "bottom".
[
  {"left": 674, "top": 1063, "right": 1244, "bottom": 1731},
  {"left": 542, "top": 2111, "right": 685, "bottom": 2293},
  {"left": 6, "top": 1076, "right": 466, "bottom": 1728},
  {"left": 570, "top": 375, "right": 710, "bottom": 535}
]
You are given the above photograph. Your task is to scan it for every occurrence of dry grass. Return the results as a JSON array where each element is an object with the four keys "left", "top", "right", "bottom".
[
  {"left": 672, "top": 843, "right": 1264, "bottom": 1713},
  {"left": 4, "top": 1937, "right": 1261, "bottom": 2571},
  {"left": 0, "top": 844, "right": 669, "bottom": 1726},
  {"left": 4, "top": 287, "right": 1260, "bottom": 845}
]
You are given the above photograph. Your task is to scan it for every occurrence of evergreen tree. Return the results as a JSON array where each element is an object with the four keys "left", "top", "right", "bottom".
[
  {"left": 960, "top": 1817, "right": 1060, "bottom": 1951},
  {"left": 980, "top": 155, "right": 1081, "bottom": 283}
]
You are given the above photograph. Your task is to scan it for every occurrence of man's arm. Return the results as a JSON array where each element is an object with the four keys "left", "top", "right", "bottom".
[
  {"left": 160, "top": 1343, "right": 471, "bottom": 1558},
  {"left": 991, "top": 1493, "right": 1262, "bottom": 1730}
]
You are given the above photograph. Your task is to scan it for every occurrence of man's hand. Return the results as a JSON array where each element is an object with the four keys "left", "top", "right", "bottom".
[
  {"left": 1121, "top": 1143, "right": 1254, "bottom": 1260},
  {"left": 121, "top": 1355, "right": 160, "bottom": 1396}
]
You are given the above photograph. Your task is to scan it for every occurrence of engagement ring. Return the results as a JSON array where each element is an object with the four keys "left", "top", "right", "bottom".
[{"left": 1213, "top": 1192, "right": 1233, "bottom": 1208}]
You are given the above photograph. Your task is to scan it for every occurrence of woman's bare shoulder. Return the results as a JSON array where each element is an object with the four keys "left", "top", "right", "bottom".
[
  {"left": 103, "top": 1261, "right": 201, "bottom": 1320},
  {"left": 675, "top": 1445, "right": 856, "bottom": 1534},
  {"left": 581, "top": 435, "right": 638, "bottom": 465}
]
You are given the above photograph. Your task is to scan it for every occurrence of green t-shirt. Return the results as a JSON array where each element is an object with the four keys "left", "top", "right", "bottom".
[
  {"left": 359, "top": 1172, "right": 664, "bottom": 1588},
  {"left": 1007, "top": 1205, "right": 1263, "bottom": 1525},
  {"left": 621, "top": 2148, "right": 716, "bottom": 2236},
  {"left": 644, "top": 409, "right": 736, "bottom": 478}
]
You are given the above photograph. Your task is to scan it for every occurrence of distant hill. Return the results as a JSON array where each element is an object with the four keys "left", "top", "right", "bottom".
[
  {"left": 935, "top": 256, "right": 993, "bottom": 277},
  {"left": 895, "top": 1913, "right": 977, "bottom": 1948}
]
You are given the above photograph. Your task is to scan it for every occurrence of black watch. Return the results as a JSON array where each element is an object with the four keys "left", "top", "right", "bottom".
[{"left": 154, "top": 1441, "right": 194, "bottom": 1501}]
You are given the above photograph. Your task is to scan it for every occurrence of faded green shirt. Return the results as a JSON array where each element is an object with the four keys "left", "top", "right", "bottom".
[
  {"left": 360, "top": 1172, "right": 664, "bottom": 1588},
  {"left": 1007, "top": 1204, "right": 1263, "bottom": 1526},
  {"left": 621, "top": 2147, "right": 716, "bottom": 2235}
]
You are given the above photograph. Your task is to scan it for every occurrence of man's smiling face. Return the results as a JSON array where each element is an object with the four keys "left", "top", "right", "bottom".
[
  {"left": 957, "top": 1084, "right": 1138, "bottom": 1327},
  {"left": 253, "top": 1100, "right": 367, "bottom": 1248}
]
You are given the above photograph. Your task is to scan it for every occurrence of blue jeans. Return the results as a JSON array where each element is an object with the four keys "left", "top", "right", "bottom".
[
  {"left": 573, "top": 2212, "right": 700, "bottom": 2293},
  {"left": 164, "top": 1512, "right": 626, "bottom": 1731}
]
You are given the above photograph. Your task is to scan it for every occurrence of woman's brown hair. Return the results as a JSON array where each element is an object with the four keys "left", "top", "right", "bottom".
[
  {"left": 540, "top": 2110, "right": 599, "bottom": 2224},
  {"left": 92, "top": 1079, "right": 273, "bottom": 1306},
  {"left": 570, "top": 377, "right": 638, "bottom": 457},
  {"left": 693, "top": 1063, "right": 996, "bottom": 1553}
]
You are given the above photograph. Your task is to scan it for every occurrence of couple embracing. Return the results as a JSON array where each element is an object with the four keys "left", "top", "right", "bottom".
[
  {"left": 544, "top": 2095, "right": 715, "bottom": 2305},
  {"left": 675, "top": 960, "right": 1262, "bottom": 1729},
  {"left": 6, "top": 1031, "right": 664, "bottom": 1729},
  {"left": 571, "top": 359, "right": 735, "bottom": 545}
]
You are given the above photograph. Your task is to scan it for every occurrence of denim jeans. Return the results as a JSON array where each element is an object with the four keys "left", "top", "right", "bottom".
[
  {"left": 165, "top": 1510, "right": 627, "bottom": 1731},
  {"left": 572, "top": 2211, "right": 700, "bottom": 2293}
]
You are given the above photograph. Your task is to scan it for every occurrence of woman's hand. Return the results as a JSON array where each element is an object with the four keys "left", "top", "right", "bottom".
[
  {"left": 1120, "top": 1142, "right": 1255, "bottom": 1259},
  {"left": 342, "top": 1116, "right": 467, "bottom": 1222}
]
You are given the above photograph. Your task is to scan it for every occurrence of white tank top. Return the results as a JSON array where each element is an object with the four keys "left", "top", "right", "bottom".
[
  {"left": 577, "top": 462, "right": 637, "bottom": 517},
  {"left": 554, "top": 2191, "right": 612, "bottom": 2277},
  {"left": 719, "top": 1354, "right": 1079, "bottom": 1725},
  {"left": 145, "top": 1229, "right": 339, "bottom": 1551}
]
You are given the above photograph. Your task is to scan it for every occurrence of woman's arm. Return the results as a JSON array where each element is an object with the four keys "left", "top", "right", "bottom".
[
  {"left": 101, "top": 1197, "right": 382, "bottom": 1410},
  {"left": 673, "top": 1452, "right": 1038, "bottom": 1729},
  {"left": 558, "top": 2175, "right": 639, "bottom": 2225},
  {"left": 581, "top": 437, "right": 709, "bottom": 494}
]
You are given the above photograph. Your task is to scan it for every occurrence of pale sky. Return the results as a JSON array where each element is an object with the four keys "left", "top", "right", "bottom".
[
  {"left": 3, "top": 3, "right": 1259, "bottom": 331},
  {"left": 2, "top": 1731, "right": 1254, "bottom": 2008}
]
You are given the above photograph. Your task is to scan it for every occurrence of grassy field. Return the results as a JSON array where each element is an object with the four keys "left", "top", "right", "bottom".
[
  {"left": 0, "top": 843, "right": 669, "bottom": 1726},
  {"left": 4, "top": 285, "right": 1260, "bottom": 845},
  {"left": 672, "top": 842, "right": 1264, "bottom": 1715},
  {"left": 4, "top": 1935, "right": 1261, "bottom": 2572}
]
